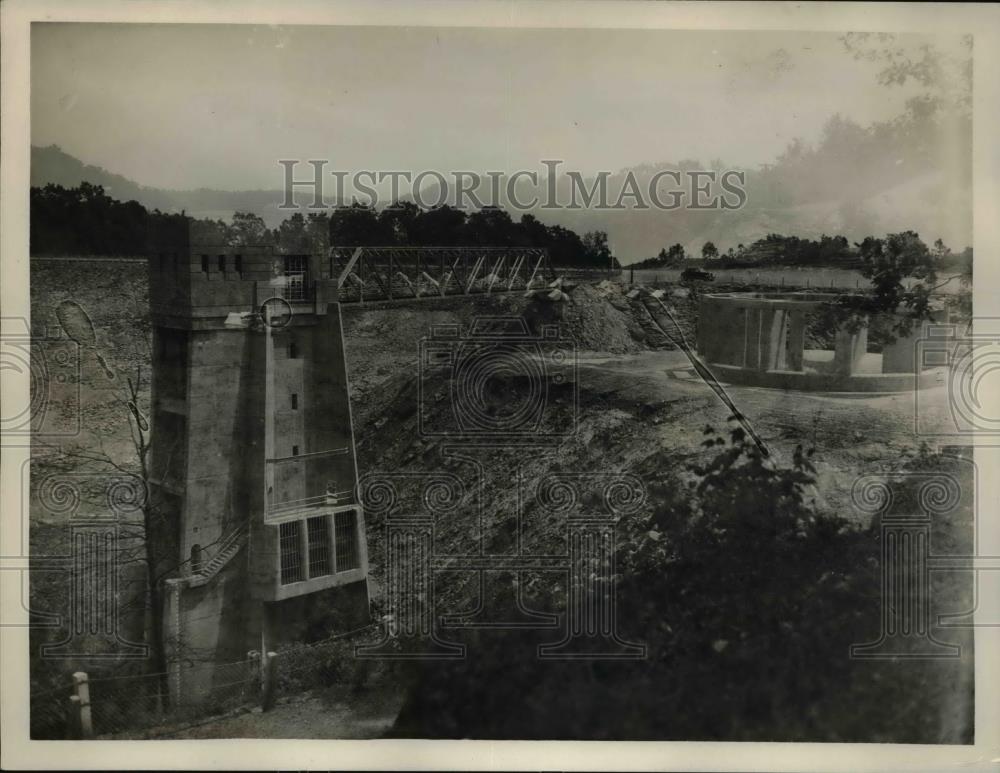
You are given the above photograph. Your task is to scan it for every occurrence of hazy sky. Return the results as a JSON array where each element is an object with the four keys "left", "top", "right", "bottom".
[{"left": 31, "top": 23, "right": 933, "bottom": 191}]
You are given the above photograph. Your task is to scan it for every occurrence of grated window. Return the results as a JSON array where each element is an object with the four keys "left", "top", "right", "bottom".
[
  {"left": 335, "top": 510, "right": 360, "bottom": 572},
  {"left": 283, "top": 255, "right": 309, "bottom": 301},
  {"left": 307, "top": 516, "right": 332, "bottom": 577},
  {"left": 279, "top": 521, "right": 304, "bottom": 584}
]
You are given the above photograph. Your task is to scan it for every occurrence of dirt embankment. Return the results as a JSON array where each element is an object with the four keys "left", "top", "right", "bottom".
[{"left": 341, "top": 282, "right": 649, "bottom": 428}]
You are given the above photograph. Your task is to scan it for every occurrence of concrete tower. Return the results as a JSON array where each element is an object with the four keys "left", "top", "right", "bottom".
[{"left": 146, "top": 225, "right": 369, "bottom": 703}]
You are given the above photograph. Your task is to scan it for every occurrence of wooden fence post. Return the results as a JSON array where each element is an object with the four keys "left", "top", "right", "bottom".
[
  {"left": 261, "top": 652, "right": 278, "bottom": 712},
  {"left": 72, "top": 672, "right": 93, "bottom": 739}
]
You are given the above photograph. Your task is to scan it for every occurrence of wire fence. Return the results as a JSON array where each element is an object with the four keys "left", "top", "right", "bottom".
[
  {"left": 29, "top": 684, "right": 72, "bottom": 740},
  {"left": 30, "top": 624, "right": 382, "bottom": 739},
  {"left": 88, "top": 670, "right": 173, "bottom": 738},
  {"left": 274, "top": 624, "right": 380, "bottom": 698}
]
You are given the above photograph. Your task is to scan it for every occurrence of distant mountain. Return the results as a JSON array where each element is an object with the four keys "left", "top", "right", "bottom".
[
  {"left": 32, "top": 144, "right": 180, "bottom": 211},
  {"left": 32, "top": 114, "right": 972, "bottom": 260},
  {"left": 31, "top": 145, "right": 291, "bottom": 227}
]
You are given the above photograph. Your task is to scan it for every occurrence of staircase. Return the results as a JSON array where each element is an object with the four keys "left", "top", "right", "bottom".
[{"left": 187, "top": 525, "right": 248, "bottom": 588}]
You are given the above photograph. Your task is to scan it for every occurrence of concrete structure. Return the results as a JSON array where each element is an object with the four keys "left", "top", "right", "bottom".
[
  {"left": 697, "top": 292, "right": 944, "bottom": 391},
  {"left": 147, "top": 225, "right": 369, "bottom": 705}
]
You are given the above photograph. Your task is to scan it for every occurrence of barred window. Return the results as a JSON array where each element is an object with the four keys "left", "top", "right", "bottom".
[
  {"left": 335, "top": 510, "right": 360, "bottom": 572},
  {"left": 279, "top": 521, "right": 304, "bottom": 584},
  {"left": 283, "top": 255, "right": 308, "bottom": 301},
  {"left": 307, "top": 516, "right": 332, "bottom": 578}
]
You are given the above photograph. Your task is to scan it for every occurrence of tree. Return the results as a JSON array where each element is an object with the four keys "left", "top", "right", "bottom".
[
  {"left": 409, "top": 205, "right": 467, "bottom": 246},
  {"left": 466, "top": 206, "right": 516, "bottom": 246},
  {"left": 841, "top": 33, "right": 972, "bottom": 116},
  {"left": 820, "top": 230, "right": 965, "bottom": 340},
  {"left": 517, "top": 213, "right": 550, "bottom": 249},
  {"left": 701, "top": 241, "right": 719, "bottom": 260},
  {"left": 30, "top": 183, "right": 150, "bottom": 256},
  {"left": 582, "top": 230, "right": 613, "bottom": 268},
  {"left": 190, "top": 218, "right": 232, "bottom": 246},
  {"left": 378, "top": 201, "right": 420, "bottom": 245},
  {"left": 229, "top": 211, "right": 268, "bottom": 246},
  {"left": 306, "top": 212, "right": 331, "bottom": 254},
  {"left": 276, "top": 212, "right": 309, "bottom": 253},
  {"left": 328, "top": 203, "right": 387, "bottom": 246},
  {"left": 667, "top": 243, "right": 686, "bottom": 264}
]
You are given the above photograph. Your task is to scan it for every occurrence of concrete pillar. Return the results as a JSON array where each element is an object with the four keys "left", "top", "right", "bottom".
[
  {"left": 882, "top": 322, "right": 924, "bottom": 374},
  {"left": 71, "top": 672, "right": 93, "bottom": 739},
  {"left": 833, "top": 325, "right": 868, "bottom": 376},
  {"left": 698, "top": 298, "right": 747, "bottom": 366},
  {"left": 163, "top": 578, "right": 185, "bottom": 708},
  {"left": 744, "top": 308, "right": 764, "bottom": 370},
  {"left": 786, "top": 311, "right": 806, "bottom": 372},
  {"left": 762, "top": 309, "right": 788, "bottom": 371},
  {"left": 68, "top": 695, "right": 83, "bottom": 739},
  {"left": 261, "top": 651, "right": 278, "bottom": 711},
  {"left": 696, "top": 297, "right": 719, "bottom": 361}
]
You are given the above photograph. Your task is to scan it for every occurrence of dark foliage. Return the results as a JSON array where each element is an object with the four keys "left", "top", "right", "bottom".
[
  {"left": 386, "top": 422, "right": 926, "bottom": 741},
  {"left": 31, "top": 183, "right": 150, "bottom": 256},
  {"left": 31, "top": 184, "right": 618, "bottom": 268},
  {"left": 328, "top": 203, "right": 618, "bottom": 268}
]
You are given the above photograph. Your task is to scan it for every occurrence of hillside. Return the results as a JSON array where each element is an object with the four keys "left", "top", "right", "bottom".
[
  {"left": 32, "top": 128, "right": 972, "bottom": 260},
  {"left": 31, "top": 145, "right": 288, "bottom": 223}
]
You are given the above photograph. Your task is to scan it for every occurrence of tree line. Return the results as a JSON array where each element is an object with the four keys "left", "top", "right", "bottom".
[
  {"left": 30, "top": 184, "right": 618, "bottom": 268},
  {"left": 630, "top": 232, "right": 971, "bottom": 273}
]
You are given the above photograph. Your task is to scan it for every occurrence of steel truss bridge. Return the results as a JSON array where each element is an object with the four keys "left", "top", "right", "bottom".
[{"left": 330, "top": 246, "right": 553, "bottom": 304}]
